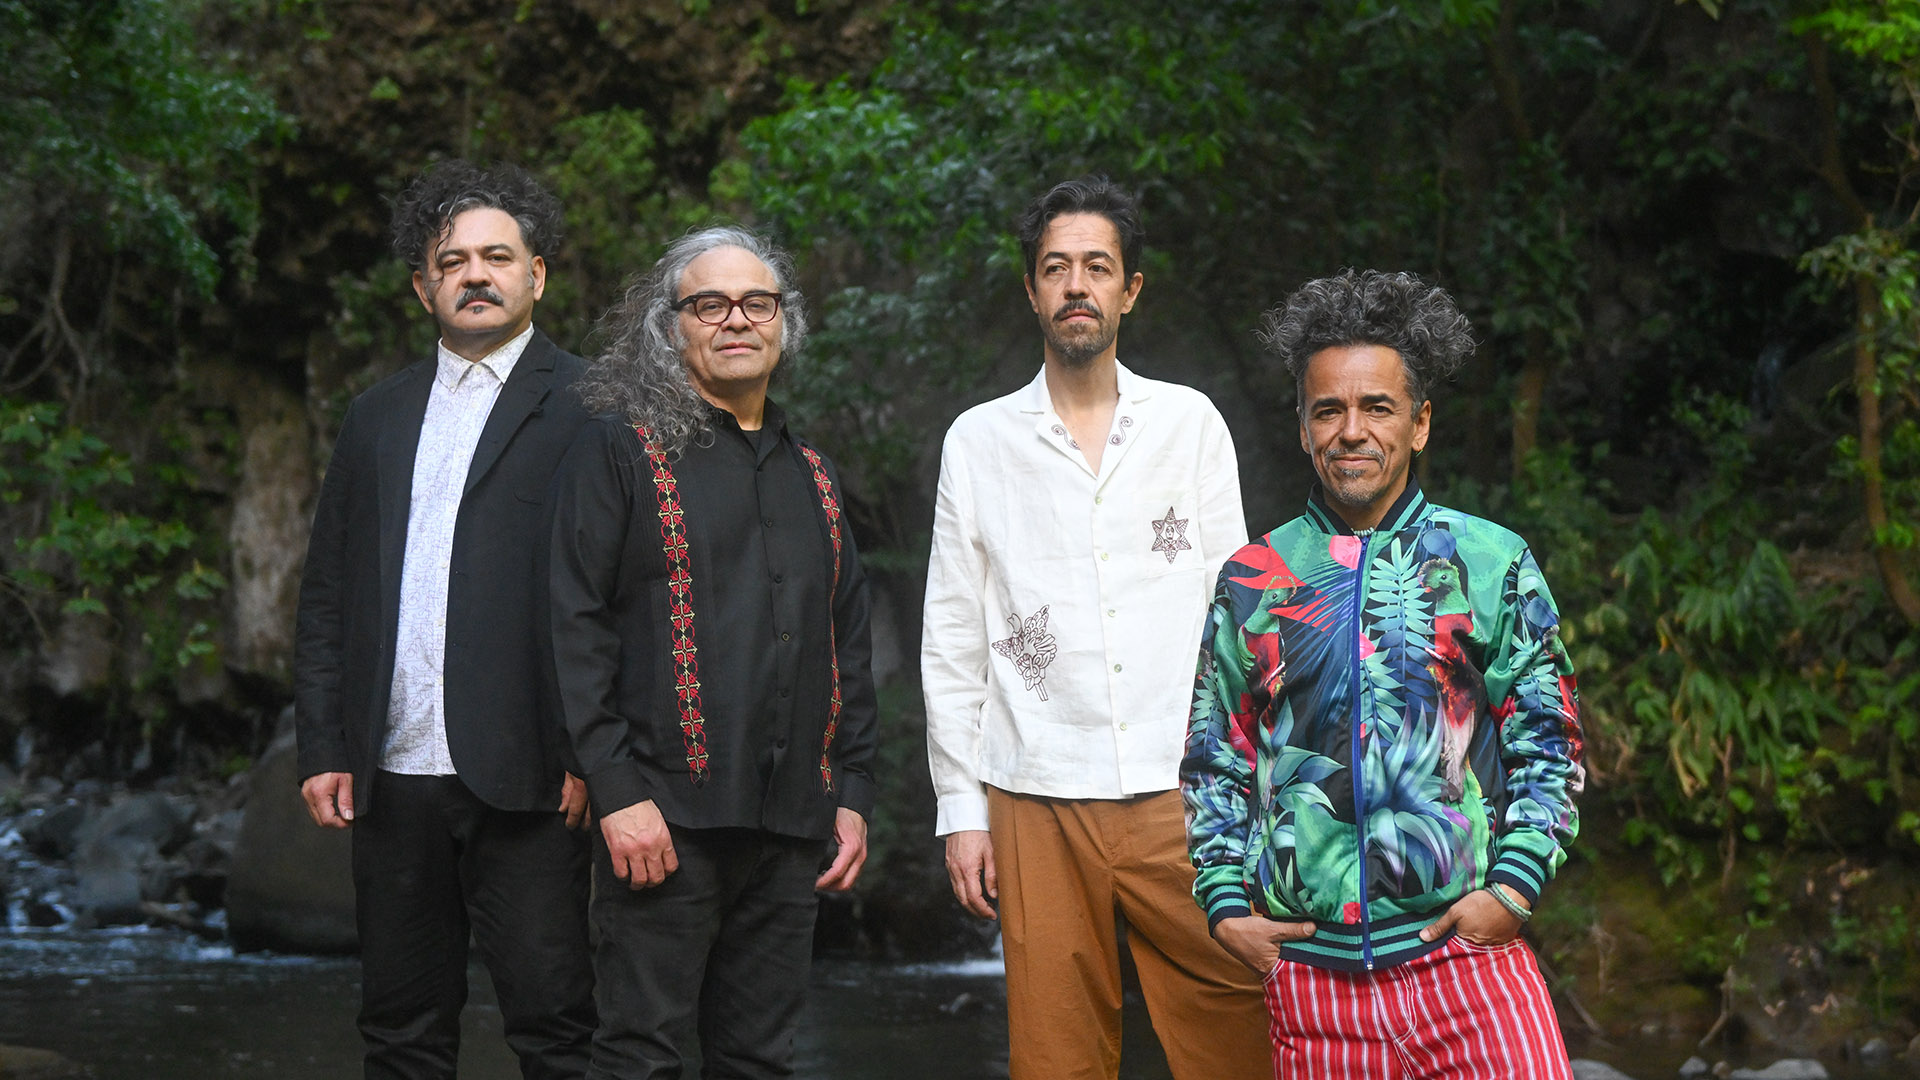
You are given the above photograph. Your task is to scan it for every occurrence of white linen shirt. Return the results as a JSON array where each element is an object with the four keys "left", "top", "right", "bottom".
[
  {"left": 922, "top": 361, "right": 1246, "bottom": 835},
  {"left": 381, "top": 325, "right": 534, "bottom": 774}
]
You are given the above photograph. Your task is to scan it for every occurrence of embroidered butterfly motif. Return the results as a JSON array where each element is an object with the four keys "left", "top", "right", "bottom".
[{"left": 992, "top": 605, "right": 1059, "bottom": 701}]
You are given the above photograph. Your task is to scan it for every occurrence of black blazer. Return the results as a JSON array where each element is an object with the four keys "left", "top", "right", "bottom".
[{"left": 293, "top": 329, "right": 592, "bottom": 815}]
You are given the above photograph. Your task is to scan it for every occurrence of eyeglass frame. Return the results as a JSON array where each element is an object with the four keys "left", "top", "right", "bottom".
[{"left": 671, "top": 290, "right": 784, "bottom": 326}]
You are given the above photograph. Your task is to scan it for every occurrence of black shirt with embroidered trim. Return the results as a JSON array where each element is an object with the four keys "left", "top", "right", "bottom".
[{"left": 547, "top": 401, "right": 877, "bottom": 839}]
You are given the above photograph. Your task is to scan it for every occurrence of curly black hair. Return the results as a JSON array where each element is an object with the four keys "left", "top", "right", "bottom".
[
  {"left": 1016, "top": 176, "right": 1144, "bottom": 279},
  {"left": 1258, "top": 269, "right": 1475, "bottom": 407},
  {"left": 388, "top": 159, "right": 564, "bottom": 271}
]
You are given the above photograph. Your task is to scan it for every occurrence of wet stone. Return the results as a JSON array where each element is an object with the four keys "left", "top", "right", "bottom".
[{"left": 1728, "top": 1061, "right": 1829, "bottom": 1080}]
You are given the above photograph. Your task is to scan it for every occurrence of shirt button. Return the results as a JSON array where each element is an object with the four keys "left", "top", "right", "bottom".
[
  {"left": 1099, "top": 552, "right": 1109, "bottom": 561},
  {"left": 775, "top": 738, "right": 788, "bottom": 750},
  {"left": 781, "top": 632, "right": 792, "bottom": 642},
  {"left": 1120, "top": 722, "right": 1130, "bottom": 731},
  {"left": 1095, "top": 495, "right": 1103, "bottom": 504},
  {"left": 763, "top": 517, "right": 775, "bottom": 527},
  {"left": 773, "top": 574, "right": 784, "bottom": 584},
  {"left": 1106, "top": 609, "right": 1116, "bottom": 618},
  {"left": 1112, "top": 663, "right": 1122, "bottom": 673}
]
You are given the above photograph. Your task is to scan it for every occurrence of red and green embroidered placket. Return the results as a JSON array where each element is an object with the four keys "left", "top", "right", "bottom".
[
  {"left": 798, "top": 445, "right": 844, "bottom": 793},
  {"left": 636, "top": 429, "right": 846, "bottom": 793},
  {"left": 637, "top": 428, "right": 711, "bottom": 785}
]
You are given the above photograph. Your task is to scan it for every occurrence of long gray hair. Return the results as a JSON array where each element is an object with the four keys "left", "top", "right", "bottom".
[{"left": 578, "top": 225, "right": 809, "bottom": 454}]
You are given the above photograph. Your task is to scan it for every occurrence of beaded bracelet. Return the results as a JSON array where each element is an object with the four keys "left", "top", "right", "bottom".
[{"left": 1485, "top": 884, "right": 1532, "bottom": 922}]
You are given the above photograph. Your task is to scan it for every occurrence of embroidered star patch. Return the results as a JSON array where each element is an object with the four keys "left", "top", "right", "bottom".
[
  {"left": 991, "top": 605, "right": 1059, "bottom": 701},
  {"left": 1150, "top": 506, "right": 1191, "bottom": 563}
]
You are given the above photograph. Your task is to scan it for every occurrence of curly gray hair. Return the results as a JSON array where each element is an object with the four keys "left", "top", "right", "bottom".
[
  {"left": 578, "top": 225, "right": 809, "bottom": 454},
  {"left": 1258, "top": 269, "right": 1475, "bottom": 407}
]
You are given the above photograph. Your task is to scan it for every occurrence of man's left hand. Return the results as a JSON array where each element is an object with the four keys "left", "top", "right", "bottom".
[
  {"left": 559, "top": 772, "right": 591, "bottom": 830},
  {"left": 1419, "top": 884, "right": 1529, "bottom": 946},
  {"left": 815, "top": 807, "right": 868, "bottom": 893}
]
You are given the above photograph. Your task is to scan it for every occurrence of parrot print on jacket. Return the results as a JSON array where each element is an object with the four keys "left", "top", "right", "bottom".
[{"left": 1182, "top": 482, "right": 1584, "bottom": 973}]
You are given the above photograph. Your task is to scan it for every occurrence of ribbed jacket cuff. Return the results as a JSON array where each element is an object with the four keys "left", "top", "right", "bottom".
[
  {"left": 1487, "top": 848, "right": 1552, "bottom": 906},
  {"left": 1195, "top": 868, "right": 1253, "bottom": 932}
]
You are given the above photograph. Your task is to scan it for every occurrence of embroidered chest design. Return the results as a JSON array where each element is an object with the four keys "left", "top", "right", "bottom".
[
  {"left": 637, "top": 428, "right": 710, "bottom": 785},
  {"left": 992, "top": 606, "right": 1059, "bottom": 701},
  {"left": 1150, "top": 506, "right": 1191, "bottom": 563},
  {"left": 635, "top": 429, "right": 847, "bottom": 792}
]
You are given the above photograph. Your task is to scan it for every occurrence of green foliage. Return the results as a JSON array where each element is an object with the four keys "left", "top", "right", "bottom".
[
  {"left": 0, "top": 0, "right": 286, "bottom": 297},
  {"left": 1797, "top": 0, "right": 1920, "bottom": 67},
  {"left": 0, "top": 398, "right": 226, "bottom": 688}
]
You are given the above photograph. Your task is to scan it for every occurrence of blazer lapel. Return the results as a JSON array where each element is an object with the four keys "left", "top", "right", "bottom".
[
  {"left": 377, "top": 360, "right": 434, "bottom": 659},
  {"left": 463, "top": 331, "right": 556, "bottom": 495}
]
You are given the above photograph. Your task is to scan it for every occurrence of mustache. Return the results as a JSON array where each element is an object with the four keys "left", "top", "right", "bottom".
[
  {"left": 1053, "top": 300, "right": 1102, "bottom": 322},
  {"left": 1321, "top": 445, "right": 1384, "bottom": 468},
  {"left": 457, "top": 285, "right": 505, "bottom": 309}
]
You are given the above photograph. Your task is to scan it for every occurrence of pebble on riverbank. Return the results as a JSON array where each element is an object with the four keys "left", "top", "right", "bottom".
[{"left": 0, "top": 1042, "right": 89, "bottom": 1079}]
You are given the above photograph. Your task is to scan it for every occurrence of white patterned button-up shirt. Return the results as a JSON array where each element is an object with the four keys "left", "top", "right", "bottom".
[
  {"left": 922, "top": 361, "right": 1247, "bottom": 835},
  {"left": 381, "top": 326, "right": 534, "bottom": 774}
]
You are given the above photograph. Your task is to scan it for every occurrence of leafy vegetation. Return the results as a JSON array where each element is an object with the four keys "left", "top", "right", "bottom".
[{"left": 0, "top": 0, "right": 1915, "bottom": 1033}]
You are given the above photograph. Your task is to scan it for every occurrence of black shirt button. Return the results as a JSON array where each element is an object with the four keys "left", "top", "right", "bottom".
[
  {"left": 778, "top": 688, "right": 790, "bottom": 698},
  {"left": 773, "top": 574, "right": 784, "bottom": 584},
  {"left": 763, "top": 517, "right": 774, "bottom": 527},
  {"left": 775, "top": 738, "right": 787, "bottom": 750}
]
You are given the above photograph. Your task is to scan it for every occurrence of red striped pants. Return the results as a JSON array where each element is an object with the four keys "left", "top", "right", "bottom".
[{"left": 1264, "top": 936, "right": 1575, "bottom": 1079}]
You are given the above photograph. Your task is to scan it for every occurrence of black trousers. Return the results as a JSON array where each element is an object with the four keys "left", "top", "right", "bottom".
[
  {"left": 586, "top": 825, "right": 826, "bottom": 1080},
  {"left": 353, "top": 770, "right": 596, "bottom": 1080}
]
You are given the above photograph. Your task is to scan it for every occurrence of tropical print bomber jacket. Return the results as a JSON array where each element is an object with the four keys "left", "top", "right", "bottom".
[{"left": 1182, "top": 481, "right": 1584, "bottom": 973}]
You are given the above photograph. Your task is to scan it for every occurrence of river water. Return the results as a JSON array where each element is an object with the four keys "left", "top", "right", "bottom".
[{"left": 0, "top": 928, "right": 1899, "bottom": 1079}]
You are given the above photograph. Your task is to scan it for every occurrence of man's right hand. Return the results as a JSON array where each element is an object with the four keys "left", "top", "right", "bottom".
[
  {"left": 943, "top": 829, "right": 997, "bottom": 919},
  {"left": 601, "top": 799, "right": 678, "bottom": 889},
  {"left": 300, "top": 772, "right": 355, "bottom": 829},
  {"left": 1212, "top": 914, "right": 1317, "bottom": 977}
]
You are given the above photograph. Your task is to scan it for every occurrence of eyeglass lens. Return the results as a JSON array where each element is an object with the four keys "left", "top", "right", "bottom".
[{"left": 683, "top": 293, "right": 780, "bottom": 325}]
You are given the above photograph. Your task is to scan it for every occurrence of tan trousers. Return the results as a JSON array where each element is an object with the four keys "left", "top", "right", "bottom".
[{"left": 989, "top": 786, "right": 1273, "bottom": 1080}]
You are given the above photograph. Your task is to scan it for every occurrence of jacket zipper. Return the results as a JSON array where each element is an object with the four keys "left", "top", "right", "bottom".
[{"left": 1349, "top": 530, "right": 1374, "bottom": 971}]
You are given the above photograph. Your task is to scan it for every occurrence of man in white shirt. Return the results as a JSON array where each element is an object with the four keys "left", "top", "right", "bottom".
[{"left": 922, "top": 178, "right": 1270, "bottom": 1079}]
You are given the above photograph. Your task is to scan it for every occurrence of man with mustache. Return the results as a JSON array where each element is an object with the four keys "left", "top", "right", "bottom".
[
  {"left": 294, "top": 159, "right": 596, "bottom": 1079},
  {"left": 1184, "top": 270, "right": 1583, "bottom": 1078},
  {"left": 922, "top": 177, "right": 1269, "bottom": 1079}
]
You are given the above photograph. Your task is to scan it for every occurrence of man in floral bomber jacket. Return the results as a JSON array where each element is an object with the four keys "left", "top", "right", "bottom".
[{"left": 1182, "top": 269, "right": 1585, "bottom": 1079}]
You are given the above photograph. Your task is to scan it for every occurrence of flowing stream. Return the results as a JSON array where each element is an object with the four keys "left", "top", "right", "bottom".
[{"left": 0, "top": 928, "right": 1896, "bottom": 1079}]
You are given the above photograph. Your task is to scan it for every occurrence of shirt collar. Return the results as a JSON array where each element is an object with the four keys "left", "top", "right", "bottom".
[
  {"left": 1015, "top": 357, "right": 1153, "bottom": 414},
  {"left": 434, "top": 324, "right": 535, "bottom": 390}
]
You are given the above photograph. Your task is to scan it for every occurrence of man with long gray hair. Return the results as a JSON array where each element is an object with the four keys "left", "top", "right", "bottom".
[{"left": 548, "top": 225, "right": 877, "bottom": 1079}]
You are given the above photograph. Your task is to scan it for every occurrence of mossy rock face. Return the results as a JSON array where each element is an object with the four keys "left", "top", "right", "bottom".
[
  {"left": 1539, "top": 832, "right": 1920, "bottom": 1058},
  {"left": 1532, "top": 849, "right": 1724, "bottom": 1036}
]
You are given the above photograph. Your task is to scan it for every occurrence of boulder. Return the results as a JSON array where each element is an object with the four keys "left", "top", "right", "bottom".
[
  {"left": 69, "top": 846, "right": 143, "bottom": 925},
  {"left": 225, "top": 722, "right": 355, "bottom": 953},
  {"left": 18, "top": 802, "right": 88, "bottom": 860},
  {"left": 76, "top": 792, "right": 191, "bottom": 854},
  {"left": 1727, "top": 1061, "right": 1829, "bottom": 1080},
  {"left": 1678, "top": 1056, "right": 1711, "bottom": 1078}
]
